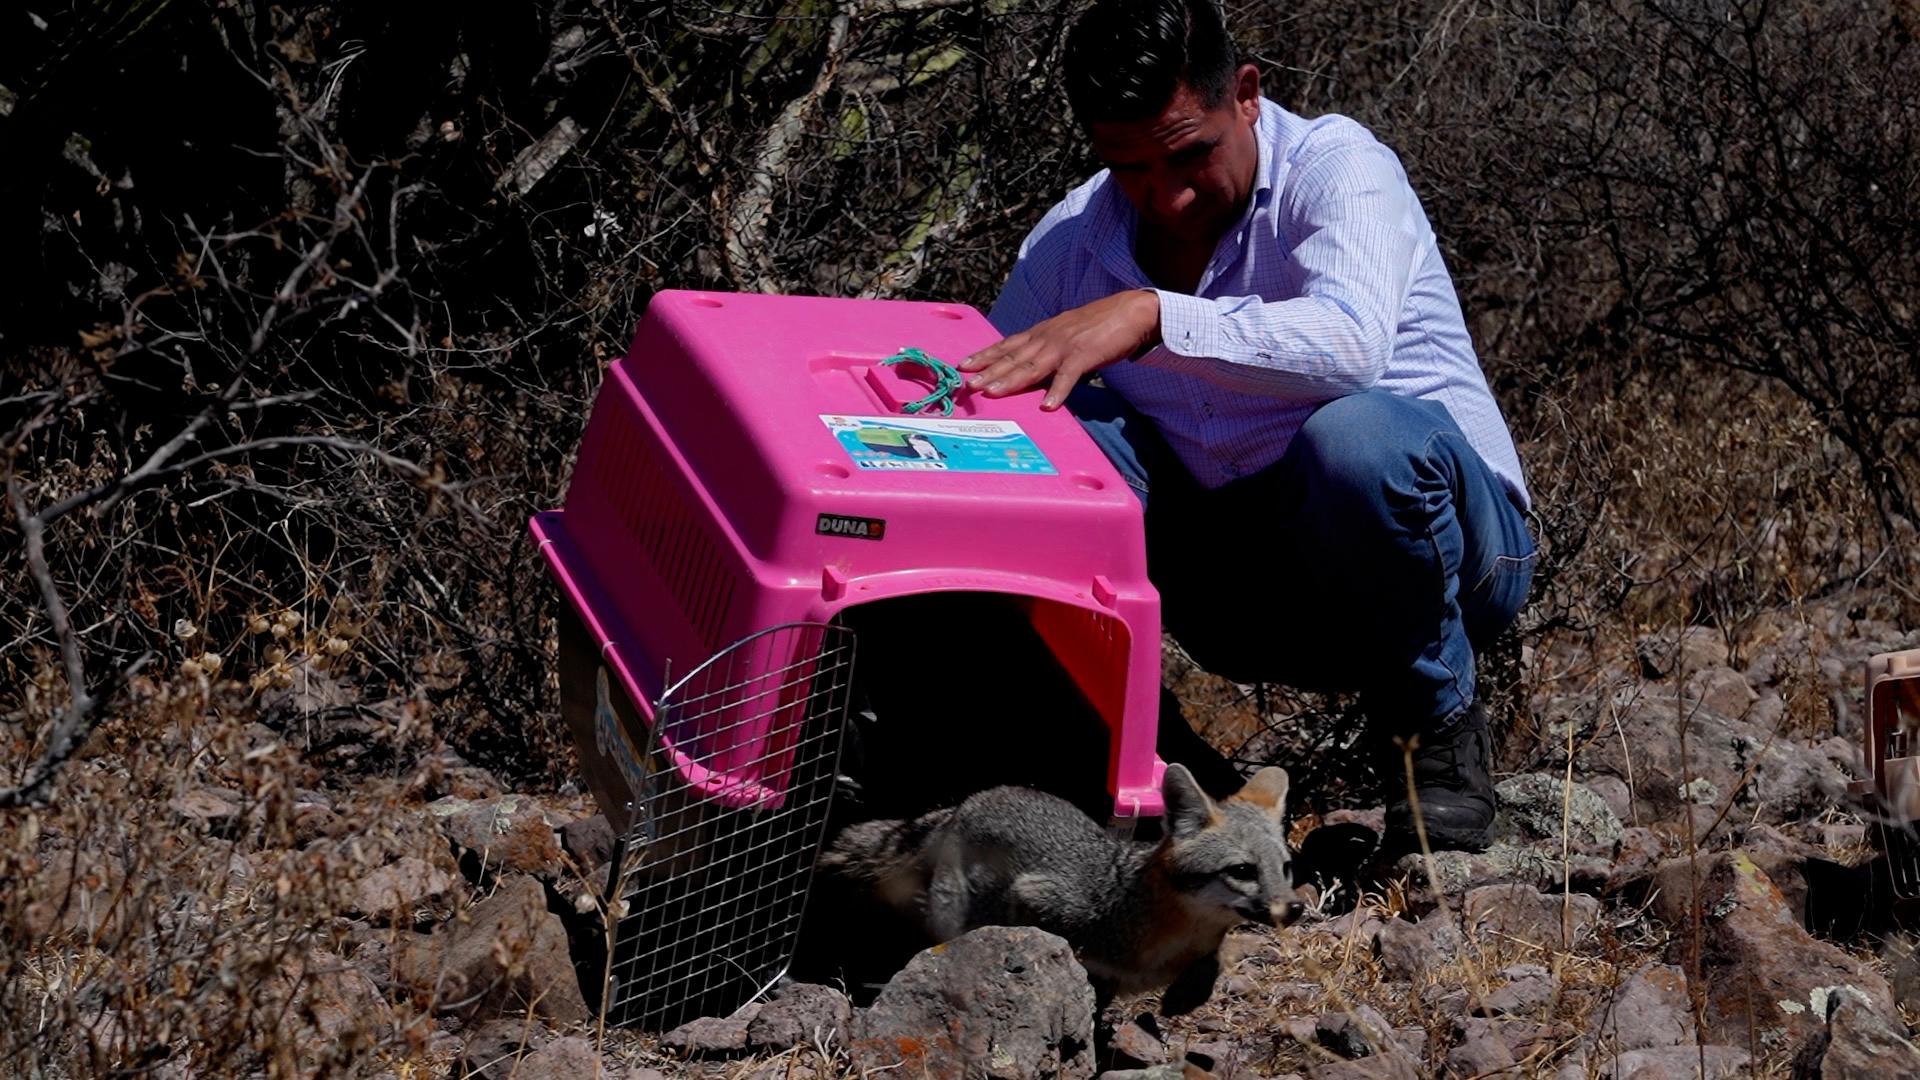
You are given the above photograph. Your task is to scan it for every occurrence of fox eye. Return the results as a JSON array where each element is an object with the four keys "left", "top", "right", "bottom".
[{"left": 1223, "top": 862, "right": 1259, "bottom": 882}]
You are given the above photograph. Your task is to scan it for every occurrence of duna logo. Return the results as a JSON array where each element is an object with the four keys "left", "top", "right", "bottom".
[{"left": 817, "top": 513, "right": 886, "bottom": 540}]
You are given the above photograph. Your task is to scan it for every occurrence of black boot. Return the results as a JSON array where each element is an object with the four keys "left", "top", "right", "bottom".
[
  {"left": 1155, "top": 687, "right": 1245, "bottom": 800},
  {"left": 1381, "top": 702, "right": 1497, "bottom": 853}
]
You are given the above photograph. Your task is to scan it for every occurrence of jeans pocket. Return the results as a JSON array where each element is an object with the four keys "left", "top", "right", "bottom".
[{"left": 1465, "top": 548, "right": 1538, "bottom": 647}]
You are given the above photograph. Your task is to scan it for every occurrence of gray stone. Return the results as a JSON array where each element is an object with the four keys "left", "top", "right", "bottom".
[
  {"left": 1593, "top": 1045, "right": 1749, "bottom": 1079},
  {"left": 1637, "top": 626, "right": 1730, "bottom": 678},
  {"left": 1685, "top": 665, "right": 1759, "bottom": 718},
  {"left": 1446, "top": 1036, "right": 1518, "bottom": 1075},
  {"left": 560, "top": 813, "right": 617, "bottom": 870},
  {"left": 1479, "top": 964, "right": 1554, "bottom": 1016},
  {"left": 746, "top": 983, "right": 852, "bottom": 1050},
  {"left": 663, "top": 1007, "right": 761, "bottom": 1056},
  {"left": 1304, "top": 1053, "right": 1419, "bottom": 1080},
  {"left": 1494, "top": 773, "right": 1625, "bottom": 851},
  {"left": 1109, "top": 1019, "right": 1166, "bottom": 1066},
  {"left": 431, "top": 795, "right": 564, "bottom": 876},
  {"left": 849, "top": 926, "right": 1097, "bottom": 1080},
  {"left": 1590, "top": 963, "right": 1694, "bottom": 1053},
  {"left": 1375, "top": 914, "right": 1461, "bottom": 981},
  {"left": 458, "top": 1019, "right": 550, "bottom": 1080},
  {"left": 390, "top": 874, "right": 589, "bottom": 1024},
  {"left": 1390, "top": 843, "right": 1610, "bottom": 900},
  {"left": 1793, "top": 986, "right": 1920, "bottom": 1078},
  {"left": 1583, "top": 774, "right": 1636, "bottom": 827},
  {"left": 1097, "top": 1068, "right": 1187, "bottom": 1080},
  {"left": 1646, "top": 851, "right": 1896, "bottom": 1048},
  {"left": 513, "top": 1037, "right": 603, "bottom": 1080},
  {"left": 1462, "top": 884, "right": 1600, "bottom": 951},
  {"left": 352, "top": 855, "right": 459, "bottom": 919},
  {"left": 1551, "top": 690, "right": 1848, "bottom": 823},
  {"left": 1315, "top": 1005, "right": 1396, "bottom": 1058}
]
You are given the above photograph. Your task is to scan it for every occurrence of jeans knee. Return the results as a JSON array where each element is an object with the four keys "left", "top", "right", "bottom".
[{"left": 1292, "top": 391, "right": 1443, "bottom": 498}]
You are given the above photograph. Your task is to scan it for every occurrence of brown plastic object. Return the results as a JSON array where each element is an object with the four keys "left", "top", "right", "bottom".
[
  {"left": 1865, "top": 648, "right": 1920, "bottom": 898},
  {"left": 1867, "top": 649, "right": 1920, "bottom": 811}
]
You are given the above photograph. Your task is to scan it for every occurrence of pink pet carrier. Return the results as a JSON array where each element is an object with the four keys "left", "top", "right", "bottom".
[{"left": 532, "top": 289, "right": 1168, "bottom": 1028}]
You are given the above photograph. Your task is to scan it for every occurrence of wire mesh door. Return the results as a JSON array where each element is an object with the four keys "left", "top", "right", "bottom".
[{"left": 602, "top": 622, "right": 855, "bottom": 1030}]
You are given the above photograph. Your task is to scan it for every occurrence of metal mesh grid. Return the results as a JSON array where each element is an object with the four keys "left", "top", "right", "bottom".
[{"left": 602, "top": 622, "right": 854, "bottom": 1030}]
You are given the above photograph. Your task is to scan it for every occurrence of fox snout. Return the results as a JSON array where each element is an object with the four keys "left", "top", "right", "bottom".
[{"left": 1237, "top": 897, "right": 1306, "bottom": 927}]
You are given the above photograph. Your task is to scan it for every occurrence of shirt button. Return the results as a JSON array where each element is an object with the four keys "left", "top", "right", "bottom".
[{"left": 1201, "top": 402, "right": 1214, "bottom": 417}]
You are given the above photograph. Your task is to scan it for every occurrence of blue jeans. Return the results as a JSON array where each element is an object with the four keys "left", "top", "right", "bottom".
[{"left": 1070, "top": 385, "right": 1536, "bottom": 733}]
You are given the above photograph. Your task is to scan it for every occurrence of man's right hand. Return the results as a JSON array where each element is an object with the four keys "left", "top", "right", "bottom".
[{"left": 960, "top": 289, "right": 1161, "bottom": 409}]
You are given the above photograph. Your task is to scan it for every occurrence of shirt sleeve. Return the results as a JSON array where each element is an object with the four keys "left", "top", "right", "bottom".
[
  {"left": 1135, "top": 139, "right": 1425, "bottom": 400},
  {"left": 986, "top": 204, "right": 1074, "bottom": 337}
]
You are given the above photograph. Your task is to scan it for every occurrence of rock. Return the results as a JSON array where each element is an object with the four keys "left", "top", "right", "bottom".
[
  {"left": 390, "top": 874, "right": 589, "bottom": 1024},
  {"left": 1494, "top": 774, "right": 1624, "bottom": 850},
  {"left": 1645, "top": 850, "right": 1896, "bottom": 1048},
  {"left": 1793, "top": 986, "right": 1920, "bottom": 1077},
  {"left": 626, "top": 1070, "right": 672, "bottom": 1080},
  {"left": 1479, "top": 964, "right": 1554, "bottom": 1016},
  {"left": 293, "top": 802, "right": 344, "bottom": 845},
  {"left": 560, "top": 813, "right": 618, "bottom": 870},
  {"left": 1375, "top": 914, "right": 1461, "bottom": 980},
  {"left": 1452, "top": 1017, "right": 1563, "bottom": 1058},
  {"left": 1584, "top": 775, "right": 1636, "bottom": 826},
  {"left": 1590, "top": 963, "right": 1694, "bottom": 1053},
  {"left": 746, "top": 983, "right": 853, "bottom": 1050},
  {"left": 1815, "top": 822, "right": 1868, "bottom": 850},
  {"left": 353, "top": 855, "right": 459, "bottom": 919},
  {"left": 457, "top": 1018, "right": 550, "bottom": 1079},
  {"left": 1734, "top": 823, "right": 1824, "bottom": 923},
  {"left": 280, "top": 949, "right": 395, "bottom": 1045},
  {"left": 1603, "top": 827, "right": 1667, "bottom": 893},
  {"left": 1462, "top": 884, "right": 1600, "bottom": 952},
  {"left": 171, "top": 787, "right": 242, "bottom": 831},
  {"left": 1298, "top": 911, "right": 1385, "bottom": 954},
  {"left": 1109, "top": 1019, "right": 1167, "bottom": 1066},
  {"left": 512, "top": 1037, "right": 602, "bottom": 1080},
  {"left": 1572, "top": 1044, "right": 1750, "bottom": 1079},
  {"left": 21, "top": 851, "right": 128, "bottom": 939},
  {"left": 663, "top": 1008, "right": 760, "bottom": 1056},
  {"left": 1323, "top": 807, "right": 1385, "bottom": 833},
  {"left": 1180, "top": 1039, "right": 1247, "bottom": 1076},
  {"left": 1446, "top": 1036, "right": 1518, "bottom": 1075},
  {"left": 1390, "top": 843, "right": 1609, "bottom": 900},
  {"left": 1097, "top": 1067, "right": 1190, "bottom": 1080},
  {"left": 1637, "top": 626, "right": 1729, "bottom": 678},
  {"left": 412, "top": 749, "right": 509, "bottom": 801},
  {"left": 1304, "top": 1053, "right": 1420, "bottom": 1080},
  {"left": 430, "top": 795, "right": 564, "bottom": 876},
  {"left": 1315, "top": 1006, "right": 1397, "bottom": 1058},
  {"left": 1551, "top": 690, "right": 1847, "bottom": 823},
  {"left": 1685, "top": 665, "right": 1759, "bottom": 718},
  {"left": 849, "top": 926, "right": 1097, "bottom": 1080}
]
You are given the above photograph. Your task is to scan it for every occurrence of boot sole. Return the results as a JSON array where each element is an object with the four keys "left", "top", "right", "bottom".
[{"left": 1380, "top": 816, "right": 1496, "bottom": 856}]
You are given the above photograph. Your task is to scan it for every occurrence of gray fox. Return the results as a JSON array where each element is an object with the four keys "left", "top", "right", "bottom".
[{"left": 817, "top": 763, "right": 1302, "bottom": 1014}]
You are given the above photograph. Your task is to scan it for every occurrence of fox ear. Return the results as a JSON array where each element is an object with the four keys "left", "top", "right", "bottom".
[
  {"left": 1231, "top": 767, "right": 1290, "bottom": 825},
  {"left": 1162, "top": 764, "right": 1217, "bottom": 839}
]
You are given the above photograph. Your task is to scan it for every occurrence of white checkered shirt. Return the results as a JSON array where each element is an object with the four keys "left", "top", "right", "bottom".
[{"left": 987, "top": 97, "right": 1530, "bottom": 509}]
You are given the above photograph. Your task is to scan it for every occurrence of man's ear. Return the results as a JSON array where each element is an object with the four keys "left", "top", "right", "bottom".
[
  {"left": 1234, "top": 63, "right": 1261, "bottom": 125},
  {"left": 1162, "top": 764, "right": 1218, "bottom": 839}
]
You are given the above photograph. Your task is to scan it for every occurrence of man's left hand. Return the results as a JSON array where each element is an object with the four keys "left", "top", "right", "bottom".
[{"left": 960, "top": 289, "right": 1161, "bottom": 409}]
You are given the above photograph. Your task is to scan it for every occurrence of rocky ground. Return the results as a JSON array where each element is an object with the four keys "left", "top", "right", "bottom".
[{"left": 15, "top": 592, "right": 1920, "bottom": 1079}]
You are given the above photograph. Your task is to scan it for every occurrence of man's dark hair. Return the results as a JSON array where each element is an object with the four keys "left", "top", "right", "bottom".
[{"left": 1064, "top": 0, "right": 1239, "bottom": 126}]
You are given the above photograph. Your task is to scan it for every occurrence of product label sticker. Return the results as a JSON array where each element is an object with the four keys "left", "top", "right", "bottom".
[{"left": 819, "top": 415, "right": 1056, "bottom": 474}]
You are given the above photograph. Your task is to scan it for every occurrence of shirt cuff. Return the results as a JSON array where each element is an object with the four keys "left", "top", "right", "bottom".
[{"left": 1149, "top": 289, "right": 1221, "bottom": 359}]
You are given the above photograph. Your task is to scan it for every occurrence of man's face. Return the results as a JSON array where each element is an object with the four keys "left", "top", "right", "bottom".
[{"left": 1088, "top": 64, "right": 1262, "bottom": 242}]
